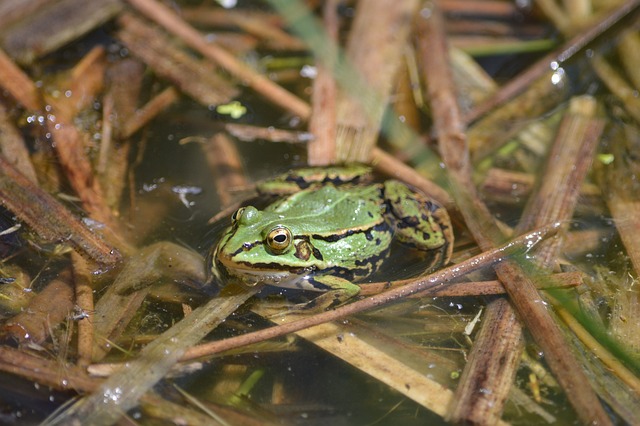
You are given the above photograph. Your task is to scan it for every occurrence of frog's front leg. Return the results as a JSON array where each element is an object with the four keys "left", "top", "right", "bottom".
[
  {"left": 383, "top": 180, "right": 453, "bottom": 267},
  {"left": 299, "top": 275, "right": 361, "bottom": 311}
]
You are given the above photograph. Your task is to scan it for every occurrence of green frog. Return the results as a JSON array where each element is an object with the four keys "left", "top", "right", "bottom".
[{"left": 210, "top": 165, "right": 453, "bottom": 310}]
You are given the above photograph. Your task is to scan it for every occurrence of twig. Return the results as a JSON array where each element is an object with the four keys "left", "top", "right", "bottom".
[
  {"left": 121, "top": 87, "right": 180, "bottom": 139},
  {"left": 181, "top": 223, "right": 560, "bottom": 361},
  {"left": 72, "top": 252, "right": 95, "bottom": 367},
  {"left": 307, "top": 0, "right": 339, "bottom": 165},
  {"left": 203, "top": 133, "right": 248, "bottom": 208},
  {"left": 358, "top": 271, "right": 582, "bottom": 296},
  {"left": 0, "top": 102, "right": 38, "bottom": 183}
]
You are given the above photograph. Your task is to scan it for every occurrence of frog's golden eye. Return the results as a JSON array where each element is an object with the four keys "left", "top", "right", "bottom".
[
  {"left": 231, "top": 207, "right": 245, "bottom": 225},
  {"left": 266, "top": 226, "right": 292, "bottom": 254}
]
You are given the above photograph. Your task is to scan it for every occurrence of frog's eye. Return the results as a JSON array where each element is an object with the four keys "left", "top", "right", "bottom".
[
  {"left": 266, "top": 226, "right": 292, "bottom": 254},
  {"left": 231, "top": 207, "right": 245, "bottom": 225}
]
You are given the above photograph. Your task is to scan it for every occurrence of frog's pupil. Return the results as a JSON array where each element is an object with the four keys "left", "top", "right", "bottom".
[{"left": 274, "top": 234, "right": 287, "bottom": 243}]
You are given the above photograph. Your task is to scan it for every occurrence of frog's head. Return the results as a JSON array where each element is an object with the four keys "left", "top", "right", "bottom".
[{"left": 212, "top": 205, "right": 324, "bottom": 287}]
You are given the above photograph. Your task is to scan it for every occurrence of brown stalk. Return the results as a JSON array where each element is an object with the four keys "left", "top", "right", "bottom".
[
  {"left": 0, "top": 102, "right": 38, "bottom": 183},
  {"left": 225, "top": 123, "right": 312, "bottom": 144},
  {"left": 307, "top": 0, "right": 339, "bottom": 165},
  {"left": 181, "top": 222, "right": 560, "bottom": 361},
  {"left": 182, "top": 6, "right": 303, "bottom": 51},
  {"left": 0, "top": 156, "right": 120, "bottom": 265},
  {"left": 618, "top": 30, "right": 640, "bottom": 90},
  {"left": 125, "top": 0, "right": 311, "bottom": 119},
  {"left": 463, "top": 0, "right": 640, "bottom": 124},
  {"left": 335, "top": 0, "right": 420, "bottom": 163},
  {"left": 358, "top": 271, "right": 582, "bottom": 297},
  {"left": 72, "top": 252, "right": 95, "bottom": 367},
  {"left": 116, "top": 12, "right": 238, "bottom": 107},
  {"left": 120, "top": 87, "right": 180, "bottom": 139},
  {"left": 99, "top": 59, "right": 145, "bottom": 210},
  {"left": 591, "top": 54, "right": 640, "bottom": 123},
  {"left": 440, "top": 0, "right": 520, "bottom": 17},
  {"left": 417, "top": 3, "right": 611, "bottom": 425},
  {"left": 480, "top": 167, "right": 604, "bottom": 214},
  {"left": 204, "top": 133, "right": 248, "bottom": 208},
  {"left": 596, "top": 126, "right": 640, "bottom": 280},
  {"left": 44, "top": 47, "right": 121, "bottom": 238},
  {"left": 0, "top": 47, "right": 42, "bottom": 110},
  {"left": 0, "top": 346, "right": 99, "bottom": 393}
]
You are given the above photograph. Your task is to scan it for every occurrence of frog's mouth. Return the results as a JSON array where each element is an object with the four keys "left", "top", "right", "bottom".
[{"left": 216, "top": 257, "right": 315, "bottom": 290}]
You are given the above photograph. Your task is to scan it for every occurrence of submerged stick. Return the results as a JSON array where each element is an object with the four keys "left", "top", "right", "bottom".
[{"left": 0, "top": 156, "right": 120, "bottom": 265}]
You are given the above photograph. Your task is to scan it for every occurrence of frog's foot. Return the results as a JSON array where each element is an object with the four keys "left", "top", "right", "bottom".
[{"left": 383, "top": 180, "right": 454, "bottom": 266}]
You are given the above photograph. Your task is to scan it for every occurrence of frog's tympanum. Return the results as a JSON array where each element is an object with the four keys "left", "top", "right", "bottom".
[{"left": 210, "top": 165, "right": 453, "bottom": 310}]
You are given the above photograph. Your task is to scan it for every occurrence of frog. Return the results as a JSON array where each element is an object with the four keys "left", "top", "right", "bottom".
[{"left": 209, "top": 165, "right": 453, "bottom": 310}]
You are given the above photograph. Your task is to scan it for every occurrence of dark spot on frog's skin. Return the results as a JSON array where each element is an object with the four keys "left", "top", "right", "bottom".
[
  {"left": 312, "top": 246, "right": 324, "bottom": 261},
  {"left": 405, "top": 383, "right": 411, "bottom": 390},
  {"left": 336, "top": 334, "right": 344, "bottom": 343},
  {"left": 375, "top": 238, "right": 381, "bottom": 245},
  {"left": 367, "top": 211, "right": 374, "bottom": 218}
]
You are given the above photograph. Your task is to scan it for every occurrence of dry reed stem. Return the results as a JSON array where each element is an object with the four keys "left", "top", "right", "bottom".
[
  {"left": 0, "top": 346, "right": 99, "bottom": 393},
  {"left": 618, "top": 30, "right": 640, "bottom": 90},
  {"left": 204, "top": 133, "right": 248, "bottom": 208},
  {"left": 0, "top": 103, "right": 38, "bottom": 183},
  {"left": 417, "top": 5, "right": 521, "bottom": 423},
  {"left": 125, "top": 0, "right": 311, "bottom": 119},
  {"left": 0, "top": 156, "right": 120, "bottom": 264},
  {"left": 591, "top": 54, "right": 640, "bottom": 123},
  {"left": 515, "top": 96, "right": 604, "bottom": 263},
  {"left": 0, "top": 47, "right": 41, "bottom": 110},
  {"left": 307, "top": 0, "right": 339, "bottom": 165},
  {"left": 463, "top": 0, "right": 640, "bottom": 124},
  {"left": 45, "top": 46, "right": 121, "bottom": 236},
  {"left": 225, "top": 123, "right": 312, "bottom": 143},
  {"left": 335, "top": 0, "right": 420, "bottom": 163},
  {"left": 358, "top": 271, "right": 582, "bottom": 297},
  {"left": 597, "top": 129, "right": 640, "bottom": 283},
  {"left": 121, "top": 86, "right": 180, "bottom": 139},
  {"left": 72, "top": 252, "right": 95, "bottom": 367},
  {"left": 417, "top": 4, "right": 611, "bottom": 425}
]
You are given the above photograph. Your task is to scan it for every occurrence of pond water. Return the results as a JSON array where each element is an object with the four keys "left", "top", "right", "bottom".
[{"left": 1, "top": 1, "right": 639, "bottom": 425}]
